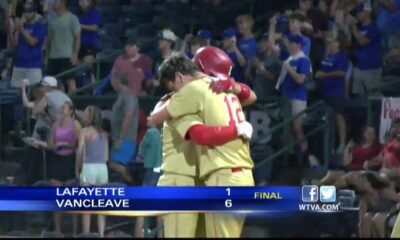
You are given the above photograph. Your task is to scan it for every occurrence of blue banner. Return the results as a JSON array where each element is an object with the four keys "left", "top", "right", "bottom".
[{"left": 0, "top": 187, "right": 340, "bottom": 213}]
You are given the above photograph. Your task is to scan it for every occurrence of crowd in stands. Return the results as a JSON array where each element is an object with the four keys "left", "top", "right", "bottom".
[{"left": 0, "top": 0, "right": 400, "bottom": 237}]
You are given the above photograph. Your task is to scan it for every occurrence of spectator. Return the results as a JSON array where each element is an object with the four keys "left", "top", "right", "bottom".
[
  {"left": 358, "top": 172, "right": 400, "bottom": 238},
  {"left": 33, "top": 76, "right": 71, "bottom": 123},
  {"left": 320, "top": 126, "right": 383, "bottom": 187},
  {"left": 315, "top": 35, "right": 349, "bottom": 154},
  {"left": 331, "top": 7, "right": 353, "bottom": 49},
  {"left": 154, "top": 29, "right": 178, "bottom": 96},
  {"left": 0, "top": 52, "right": 13, "bottom": 83},
  {"left": 43, "top": 0, "right": 57, "bottom": 22},
  {"left": 329, "top": 0, "right": 360, "bottom": 17},
  {"left": 196, "top": 29, "right": 212, "bottom": 45},
  {"left": 21, "top": 80, "right": 52, "bottom": 140},
  {"left": 46, "top": 0, "right": 81, "bottom": 93},
  {"left": 375, "top": 0, "right": 400, "bottom": 53},
  {"left": 253, "top": 32, "right": 282, "bottom": 99},
  {"left": 180, "top": 35, "right": 208, "bottom": 60},
  {"left": 20, "top": 80, "right": 53, "bottom": 185},
  {"left": 236, "top": 14, "right": 259, "bottom": 82},
  {"left": 269, "top": 13, "right": 312, "bottom": 61},
  {"left": 345, "top": 126, "right": 383, "bottom": 171},
  {"left": 298, "top": 0, "right": 329, "bottom": 69},
  {"left": 11, "top": 2, "right": 47, "bottom": 88},
  {"left": 221, "top": 28, "right": 247, "bottom": 84},
  {"left": 78, "top": 0, "right": 101, "bottom": 63},
  {"left": 189, "top": 37, "right": 208, "bottom": 58},
  {"left": 276, "top": 34, "right": 311, "bottom": 158},
  {"left": 349, "top": 3, "right": 383, "bottom": 97},
  {"left": 30, "top": 100, "right": 81, "bottom": 236},
  {"left": 155, "top": 29, "right": 178, "bottom": 69},
  {"left": 134, "top": 119, "right": 162, "bottom": 238},
  {"left": 111, "top": 36, "right": 153, "bottom": 96},
  {"left": 108, "top": 72, "right": 139, "bottom": 185},
  {"left": 76, "top": 105, "right": 108, "bottom": 238},
  {"left": 364, "top": 118, "right": 400, "bottom": 181}
]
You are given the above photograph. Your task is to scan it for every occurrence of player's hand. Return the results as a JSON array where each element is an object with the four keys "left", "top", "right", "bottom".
[
  {"left": 235, "top": 121, "right": 253, "bottom": 140},
  {"left": 210, "top": 77, "right": 235, "bottom": 94}
]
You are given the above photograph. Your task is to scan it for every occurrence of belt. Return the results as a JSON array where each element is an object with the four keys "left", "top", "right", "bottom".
[{"left": 231, "top": 167, "right": 243, "bottom": 173}]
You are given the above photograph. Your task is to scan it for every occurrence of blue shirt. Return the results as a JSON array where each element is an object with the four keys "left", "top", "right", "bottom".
[
  {"left": 377, "top": 0, "right": 400, "bottom": 32},
  {"left": 238, "top": 37, "right": 257, "bottom": 60},
  {"left": 79, "top": 9, "right": 101, "bottom": 46},
  {"left": 15, "top": 21, "right": 47, "bottom": 68},
  {"left": 355, "top": 23, "right": 382, "bottom": 70},
  {"left": 279, "top": 34, "right": 312, "bottom": 61},
  {"left": 281, "top": 57, "right": 311, "bottom": 101},
  {"left": 319, "top": 52, "right": 349, "bottom": 97},
  {"left": 227, "top": 51, "right": 246, "bottom": 84}
]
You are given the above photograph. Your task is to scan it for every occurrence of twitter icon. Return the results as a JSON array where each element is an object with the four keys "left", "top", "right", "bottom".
[{"left": 320, "top": 186, "right": 336, "bottom": 203}]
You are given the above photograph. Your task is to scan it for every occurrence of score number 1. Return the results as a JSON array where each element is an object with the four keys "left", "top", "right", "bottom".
[{"left": 225, "top": 188, "right": 232, "bottom": 208}]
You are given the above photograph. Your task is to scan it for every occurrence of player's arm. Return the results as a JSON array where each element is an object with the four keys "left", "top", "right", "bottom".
[
  {"left": 187, "top": 122, "right": 252, "bottom": 146},
  {"left": 232, "top": 81, "right": 257, "bottom": 106},
  {"left": 150, "top": 84, "right": 203, "bottom": 125},
  {"left": 174, "top": 115, "right": 253, "bottom": 147}
]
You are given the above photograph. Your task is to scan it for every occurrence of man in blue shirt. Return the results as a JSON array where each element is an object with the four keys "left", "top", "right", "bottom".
[
  {"left": 375, "top": 0, "right": 400, "bottom": 52},
  {"left": 278, "top": 34, "right": 311, "bottom": 155},
  {"left": 236, "top": 15, "right": 259, "bottom": 82},
  {"left": 350, "top": 3, "right": 383, "bottom": 96},
  {"left": 315, "top": 36, "right": 349, "bottom": 154},
  {"left": 222, "top": 28, "right": 247, "bottom": 84},
  {"left": 11, "top": 3, "right": 47, "bottom": 88}
]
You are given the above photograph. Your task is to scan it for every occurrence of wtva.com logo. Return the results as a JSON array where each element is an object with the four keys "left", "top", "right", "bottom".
[{"left": 299, "top": 186, "right": 340, "bottom": 212}]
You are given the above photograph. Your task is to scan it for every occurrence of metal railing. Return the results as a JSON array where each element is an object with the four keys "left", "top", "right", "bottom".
[
  {"left": 252, "top": 100, "right": 334, "bottom": 171},
  {"left": 55, "top": 49, "right": 123, "bottom": 82}
]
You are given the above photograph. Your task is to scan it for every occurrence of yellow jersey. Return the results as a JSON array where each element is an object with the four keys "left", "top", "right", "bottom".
[
  {"left": 161, "top": 114, "right": 203, "bottom": 177},
  {"left": 166, "top": 77, "right": 254, "bottom": 179}
]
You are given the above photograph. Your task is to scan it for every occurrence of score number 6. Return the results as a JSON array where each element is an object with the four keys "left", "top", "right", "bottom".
[{"left": 225, "top": 188, "right": 232, "bottom": 208}]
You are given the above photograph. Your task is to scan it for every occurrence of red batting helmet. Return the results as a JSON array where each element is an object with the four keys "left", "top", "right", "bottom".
[{"left": 193, "top": 46, "right": 233, "bottom": 78}]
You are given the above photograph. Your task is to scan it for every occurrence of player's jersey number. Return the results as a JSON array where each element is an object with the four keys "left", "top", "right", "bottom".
[{"left": 223, "top": 96, "right": 244, "bottom": 126}]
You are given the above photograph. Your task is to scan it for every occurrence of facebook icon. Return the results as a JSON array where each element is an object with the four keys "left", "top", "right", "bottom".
[{"left": 302, "top": 186, "right": 318, "bottom": 203}]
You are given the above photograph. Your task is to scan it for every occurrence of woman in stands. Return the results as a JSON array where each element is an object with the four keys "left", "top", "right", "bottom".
[
  {"left": 20, "top": 80, "right": 53, "bottom": 184},
  {"left": 358, "top": 172, "right": 400, "bottom": 238},
  {"left": 21, "top": 79, "right": 52, "bottom": 140},
  {"left": 76, "top": 105, "right": 108, "bottom": 238},
  {"left": 32, "top": 101, "right": 82, "bottom": 236},
  {"left": 319, "top": 126, "right": 382, "bottom": 187}
]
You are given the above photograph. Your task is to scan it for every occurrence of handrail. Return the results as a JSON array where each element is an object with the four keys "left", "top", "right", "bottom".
[
  {"left": 54, "top": 49, "right": 123, "bottom": 80},
  {"left": 368, "top": 78, "right": 400, "bottom": 94},
  {"left": 252, "top": 100, "right": 334, "bottom": 169},
  {"left": 251, "top": 100, "right": 326, "bottom": 146}
]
